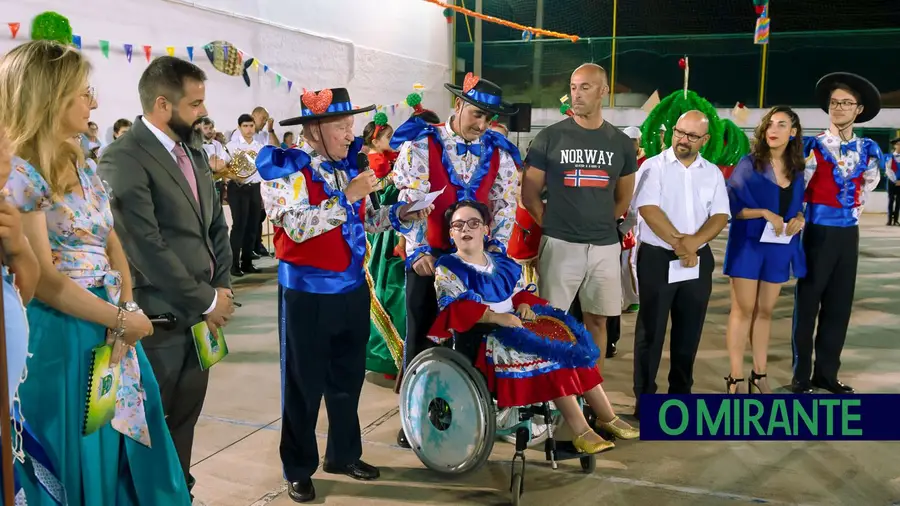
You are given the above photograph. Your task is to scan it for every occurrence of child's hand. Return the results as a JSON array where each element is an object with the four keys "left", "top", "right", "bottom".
[{"left": 0, "top": 201, "right": 26, "bottom": 256}]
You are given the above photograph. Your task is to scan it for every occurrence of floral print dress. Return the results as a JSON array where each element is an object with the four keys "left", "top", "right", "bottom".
[{"left": 5, "top": 157, "right": 190, "bottom": 505}]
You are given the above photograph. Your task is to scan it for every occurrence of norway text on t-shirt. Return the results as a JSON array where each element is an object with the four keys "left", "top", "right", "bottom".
[{"left": 559, "top": 149, "right": 616, "bottom": 166}]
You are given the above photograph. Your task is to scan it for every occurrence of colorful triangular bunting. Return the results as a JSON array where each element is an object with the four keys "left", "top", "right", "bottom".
[
  {"left": 187, "top": 46, "right": 194, "bottom": 61},
  {"left": 73, "top": 34, "right": 82, "bottom": 50},
  {"left": 166, "top": 46, "right": 175, "bottom": 57},
  {"left": 99, "top": 40, "right": 109, "bottom": 59},
  {"left": 143, "top": 45, "right": 152, "bottom": 62},
  {"left": 7, "top": 22, "right": 19, "bottom": 39},
  {"left": 124, "top": 44, "right": 133, "bottom": 63}
]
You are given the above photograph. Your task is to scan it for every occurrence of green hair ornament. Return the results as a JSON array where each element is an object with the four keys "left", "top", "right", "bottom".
[{"left": 31, "top": 11, "right": 73, "bottom": 45}]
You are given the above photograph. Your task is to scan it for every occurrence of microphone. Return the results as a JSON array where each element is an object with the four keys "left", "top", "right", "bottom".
[
  {"left": 147, "top": 313, "right": 178, "bottom": 331},
  {"left": 357, "top": 152, "right": 380, "bottom": 209}
]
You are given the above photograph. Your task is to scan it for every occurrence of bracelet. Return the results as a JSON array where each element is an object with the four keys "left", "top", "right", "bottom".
[{"left": 109, "top": 306, "right": 126, "bottom": 340}]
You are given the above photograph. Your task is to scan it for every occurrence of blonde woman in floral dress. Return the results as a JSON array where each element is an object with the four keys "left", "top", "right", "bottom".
[{"left": 0, "top": 40, "right": 189, "bottom": 505}]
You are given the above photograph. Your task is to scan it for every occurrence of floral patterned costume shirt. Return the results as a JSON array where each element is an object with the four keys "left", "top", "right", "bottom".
[
  {"left": 261, "top": 141, "right": 404, "bottom": 242},
  {"left": 5, "top": 157, "right": 151, "bottom": 446},
  {"left": 392, "top": 117, "right": 519, "bottom": 257}
]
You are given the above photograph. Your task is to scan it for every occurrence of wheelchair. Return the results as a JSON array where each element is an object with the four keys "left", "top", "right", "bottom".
[{"left": 398, "top": 325, "right": 599, "bottom": 506}]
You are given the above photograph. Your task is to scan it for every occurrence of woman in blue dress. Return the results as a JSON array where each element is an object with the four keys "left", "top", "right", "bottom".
[
  {"left": 0, "top": 40, "right": 190, "bottom": 505},
  {"left": 723, "top": 106, "right": 807, "bottom": 394}
]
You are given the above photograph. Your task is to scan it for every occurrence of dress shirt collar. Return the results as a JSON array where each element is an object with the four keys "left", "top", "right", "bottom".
[
  {"left": 662, "top": 146, "right": 707, "bottom": 170},
  {"left": 141, "top": 116, "right": 178, "bottom": 153}
]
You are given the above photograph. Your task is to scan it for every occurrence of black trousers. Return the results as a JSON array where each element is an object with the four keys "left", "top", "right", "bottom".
[
  {"left": 888, "top": 184, "right": 900, "bottom": 224},
  {"left": 142, "top": 332, "right": 210, "bottom": 494},
  {"left": 280, "top": 283, "right": 370, "bottom": 482},
  {"left": 228, "top": 182, "right": 261, "bottom": 266},
  {"left": 791, "top": 224, "right": 858, "bottom": 385},
  {"left": 633, "top": 244, "right": 714, "bottom": 400},
  {"left": 401, "top": 269, "right": 439, "bottom": 372},
  {"left": 255, "top": 200, "right": 266, "bottom": 251}
]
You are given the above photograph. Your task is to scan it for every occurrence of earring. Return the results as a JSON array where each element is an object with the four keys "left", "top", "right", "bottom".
[
  {"left": 789, "top": 135, "right": 795, "bottom": 141},
  {"left": 449, "top": 237, "right": 455, "bottom": 246}
]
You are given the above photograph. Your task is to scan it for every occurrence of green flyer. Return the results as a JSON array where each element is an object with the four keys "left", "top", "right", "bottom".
[{"left": 192, "top": 321, "right": 229, "bottom": 371}]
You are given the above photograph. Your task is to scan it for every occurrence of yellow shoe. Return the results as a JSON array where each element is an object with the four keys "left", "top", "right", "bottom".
[
  {"left": 597, "top": 416, "right": 640, "bottom": 440},
  {"left": 573, "top": 430, "right": 615, "bottom": 454}
]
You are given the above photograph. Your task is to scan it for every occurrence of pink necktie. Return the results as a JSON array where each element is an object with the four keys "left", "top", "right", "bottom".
[{"left": 172, "top": 144, "right": 199, "bottom": 202}]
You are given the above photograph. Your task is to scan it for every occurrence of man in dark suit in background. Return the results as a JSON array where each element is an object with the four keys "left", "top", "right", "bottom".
[{"left": 98, "top": 56, "right": 234, "bottom": 501}]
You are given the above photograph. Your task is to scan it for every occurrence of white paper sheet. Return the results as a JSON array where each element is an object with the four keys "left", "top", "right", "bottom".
[
  {"left": 406, "top": 186, "right": 446, "bottom": 212},
  {"left": 668, "top": 258, "right": 700, "bottom": 284},
  {"left": 759, "top": 223, "right": 793, "bottom": 244}
]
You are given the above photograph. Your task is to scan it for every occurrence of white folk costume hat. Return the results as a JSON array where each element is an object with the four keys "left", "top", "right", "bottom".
[
  {"left": 815, "top": 72, "right": 881, "bottom": 124},
  {"left": 280, "top": 88, "right": 376, "bottom": 126},
  {"left": 445, "top": 73, "right": 518, "bottom": 116}
]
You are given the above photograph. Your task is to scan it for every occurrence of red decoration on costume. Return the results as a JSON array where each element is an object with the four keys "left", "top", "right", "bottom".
[
  {"left": 512, "top": 290, "right": 546, "bottom": 308},
  {"left": 755, "top": 5, "right": 764, "bottom": 14},
  {"left": 805, "top": 150, "right": 866, "bottom": 208},
  {"left": 462, "top": 72, "right": 480, "bottom": 93},
  {"left": 678, "top": 57, "right": 686, "bottom": 70},
  {"left": 274, "top": 167, "right": 366, "bottom": 271},
  {"left": 302, "top": 89, "right": 334, "bottom": 114},
  {"left": 367, "top": 151, "right": 398, "bottom": 179},
  {"left": 508, "top": 206, "right": 542, "bottom": 261},
  {"left": 424, "top": 137, "right": 500, "bottom": 250}
]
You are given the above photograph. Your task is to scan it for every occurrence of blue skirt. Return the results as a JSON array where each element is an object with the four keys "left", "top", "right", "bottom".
[{"left": 16, "top": 287, "right": 190, "bottom": 506}]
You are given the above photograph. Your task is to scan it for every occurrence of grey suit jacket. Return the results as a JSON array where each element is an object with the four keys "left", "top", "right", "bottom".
[{"left": 98, "top": 117, "right": 232, "bottom": 345}]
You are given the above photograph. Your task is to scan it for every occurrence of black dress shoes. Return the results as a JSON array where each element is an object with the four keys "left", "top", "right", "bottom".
[
  {"left": 322, "top": 460, "right": 380, "bottom": 481},
  {"left": 241, "top": 263, "right": 262, "bottom": 274},
  {"left": 396, "top": 428, "right": 411, "bottom": 449},
  {"left": 288, "top": 479, "right": 315, "bottom": 503},
  {"left": 230, "top": 266, "right": 244, "bottom": 277},
  {"left": 791, "top": 380, "right": 814, "bottom": 394},
  {"left": 606, "top": 342, "right": 617, "bottom": 358},
  {"left": 812, "top": 379, "right": 855, "bottom": 394}
]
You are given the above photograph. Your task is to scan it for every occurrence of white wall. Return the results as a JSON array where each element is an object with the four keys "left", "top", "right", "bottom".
[{"left": 1, "top": 0, "right": 452, "bottom": 144}]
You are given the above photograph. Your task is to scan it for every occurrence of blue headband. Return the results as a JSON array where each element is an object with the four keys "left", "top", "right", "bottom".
[{"left": 464, "top": 88, "right": 501, "bottom": 106}]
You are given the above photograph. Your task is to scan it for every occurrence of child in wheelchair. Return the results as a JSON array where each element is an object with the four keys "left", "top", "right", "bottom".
[{"left": 427, "top": 200, "right": 639, "bottom": 455}]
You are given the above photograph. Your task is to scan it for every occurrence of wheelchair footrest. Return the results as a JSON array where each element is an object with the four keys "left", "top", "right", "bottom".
[{"left": 546, "top": 440, "right": 586, "bottom": 462}]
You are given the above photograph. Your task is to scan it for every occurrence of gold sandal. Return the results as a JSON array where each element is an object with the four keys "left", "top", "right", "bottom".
[
  {"left": 573, "top": 429, "right": 615, "bottom": 454},
  {"left": 596, "top": 416, "right": 640, "bottom": 440}
]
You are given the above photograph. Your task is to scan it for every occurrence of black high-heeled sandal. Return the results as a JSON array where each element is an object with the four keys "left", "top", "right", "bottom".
[
  {"left": 749, "top": 371, "right": 769, "bottom": 394},
  {"left": 724, "top": 375, "right": 744, "bottom": 394}
]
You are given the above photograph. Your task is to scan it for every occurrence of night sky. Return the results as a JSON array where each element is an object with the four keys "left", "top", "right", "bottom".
[{"left": 457, "top": 0, "right": 900, "bottom": 108}]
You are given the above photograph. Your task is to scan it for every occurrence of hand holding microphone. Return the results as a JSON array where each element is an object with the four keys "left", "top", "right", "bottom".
[{"left": 346, "top": 153, "right": 380, "bottom": 207}]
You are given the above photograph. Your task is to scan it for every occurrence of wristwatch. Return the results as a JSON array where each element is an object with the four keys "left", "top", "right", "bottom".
[{"left": 121, "top": 301, "right": 141, "bottom": 313}]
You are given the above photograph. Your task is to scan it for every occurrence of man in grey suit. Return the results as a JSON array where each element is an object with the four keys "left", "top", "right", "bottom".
[{"left": 98, "top": 56, "right": 234, "bottom": 500}]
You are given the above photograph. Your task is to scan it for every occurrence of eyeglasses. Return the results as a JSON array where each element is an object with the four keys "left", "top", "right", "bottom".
[
  {"left": 450, "top": 218, "right": 484, "bottom": 231},
  {"left": 83, "top": 86, "right": 96, "bottom": 103},
  {"left": 829, "top": 99, "right": 858, "bottom": 111},
  {"left": 672, "top": 128, "right": 706, "bottom": 143}
]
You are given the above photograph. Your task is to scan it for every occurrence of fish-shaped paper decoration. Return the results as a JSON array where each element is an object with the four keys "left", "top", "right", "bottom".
[{"left": 203, "top": 40, "right": 253, "bottom": 87}]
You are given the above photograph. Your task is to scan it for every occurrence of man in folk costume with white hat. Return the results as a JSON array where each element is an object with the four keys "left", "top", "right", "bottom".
[
  {"left": 791, "top": 72, "right": 883, "bottom": 394},
  {"left": 256, "top": 87, "right": 431, "bottom": 503},
  {"left": 390, "top": 73, "right": 520, "bottom": 447}
]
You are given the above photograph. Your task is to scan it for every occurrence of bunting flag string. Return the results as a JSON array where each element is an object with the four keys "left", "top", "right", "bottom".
[{"left": 1, "top": 17, "right": 427, "bottom": 112}]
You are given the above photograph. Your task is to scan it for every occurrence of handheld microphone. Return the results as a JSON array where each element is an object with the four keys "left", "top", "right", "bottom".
[
  {"left": 147, "top": 313, "right": 178, "bottom": 331},
  {"left": 357, "top": 152, "right": 380, "bottom": 209}
]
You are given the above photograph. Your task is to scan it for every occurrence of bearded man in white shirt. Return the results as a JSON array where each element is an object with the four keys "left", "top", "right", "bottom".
[{"left": 631, "top": 110, "right": 730, "bottom": 419}]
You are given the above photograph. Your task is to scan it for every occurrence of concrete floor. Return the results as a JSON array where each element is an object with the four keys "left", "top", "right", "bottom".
[{"left": 190, "top": 214, "right": 900, "bottom": 506}]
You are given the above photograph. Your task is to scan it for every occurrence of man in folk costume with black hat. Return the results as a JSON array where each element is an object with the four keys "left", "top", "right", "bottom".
[
  {"left": 884, "top": 137, "right": 900, "bottom": 226},
  {"left": 792, "top": 72, "right": 883, "bottom": 394},
  {"left": 390, "top": 73, "right": 520, "bottom": 447},
  {"left": 256, "top": 87, "right": 431, "bottom": 503}
]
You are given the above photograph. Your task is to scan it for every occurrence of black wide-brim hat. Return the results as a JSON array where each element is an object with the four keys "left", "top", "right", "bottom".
[
  {"left": 891, "top": 137, "right": 900, "bottom": 145},
  {"left": 815, "top": 72, "right": 881, "bottom": 124},
  {"left": 445, "top": 73, "right": 518, "bottom": 116},
  {"left": 280, "top": 87, "right": 376, "bottom": 126}
]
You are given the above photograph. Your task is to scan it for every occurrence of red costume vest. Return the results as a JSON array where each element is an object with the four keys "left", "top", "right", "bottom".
[
  {"left": 805, "top": 149, "right": 865, "bottom": 208},
  {"left": 424, "top": 137, "right": 500, "bottom": 250},
  {"left": 274, "top": 167, "right": 367, "bottom": 272}
]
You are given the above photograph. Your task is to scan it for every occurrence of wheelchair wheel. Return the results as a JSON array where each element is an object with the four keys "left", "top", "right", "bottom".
[
  {"left": 399, "top": 347, "right": 495, "bottom": 474},
  {"left": 580, "top": 454, "right": 596, "bottom": 473},
  {"left": 511, "top": 472, "right": 524, "bottom": 505}
]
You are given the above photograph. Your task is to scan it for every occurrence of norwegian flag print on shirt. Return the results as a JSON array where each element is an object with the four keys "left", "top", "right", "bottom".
[{"left": 563, "top": 169, "right": 610, "bottom": 188}]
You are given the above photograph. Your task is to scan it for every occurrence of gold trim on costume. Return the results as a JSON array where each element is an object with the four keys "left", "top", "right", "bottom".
[{"left": 365, "top": 240, "right": 405, "bottom": 369}]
